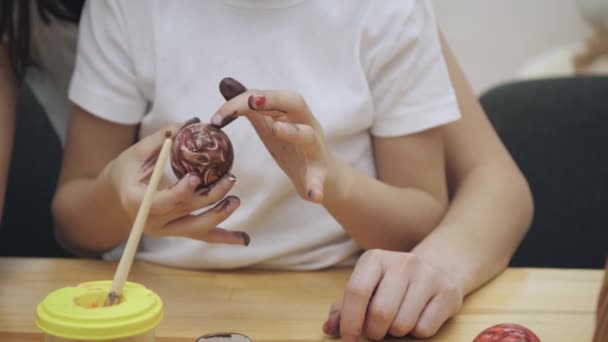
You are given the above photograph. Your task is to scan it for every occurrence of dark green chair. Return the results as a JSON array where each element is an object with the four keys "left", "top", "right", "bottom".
[{"left": 480, "top": 76, "right": 608, "bottom": 269}]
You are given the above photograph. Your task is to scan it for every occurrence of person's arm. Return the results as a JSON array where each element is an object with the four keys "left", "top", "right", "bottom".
[
  {"left": 212, "top": 81, "right": 450, "bottom": 252},
  {"left": 321, "top": 2, "right": 456, "bottom": 251},
  {"left": 322, "top": 129, "right": 448, "bottom": 251},
  {"left": 0, "top": 44, "right": 17, "bottom": 222},
  {"left": 52, "top": 108, "right": 248, "bottom": 256},
  {"left": 324, "top": 31, "right": 534, "bottom": 341},
  {"left": 411, "top": 32, "right": 534, "bottom": 295},
  {"left": 52, "top": 0, "right": 248, "bottom": 256},
  {"left": 51, "top": 106, "right": 139, "bottom": 255},
  {"left": 212, "top": 1, "right": 456, "bottom": 252}
]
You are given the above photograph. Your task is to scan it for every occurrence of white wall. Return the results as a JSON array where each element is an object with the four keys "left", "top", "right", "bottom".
[{"left": 432, "top": 0, "right": 593, "bottom": 94}]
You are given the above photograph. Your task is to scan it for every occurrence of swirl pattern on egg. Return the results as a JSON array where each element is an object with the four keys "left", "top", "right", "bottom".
[
  {"left": 473, "top": 323, "right": 540, "bottom": 342},
  {"left": 171, "top": 122, "right": 234, "bottom": 186}
]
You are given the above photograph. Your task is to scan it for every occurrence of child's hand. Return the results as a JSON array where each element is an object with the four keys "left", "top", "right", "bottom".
[
  {"left": 103, "top": 119, "right": 249, "bottom": 246},
  {"left": 212, "top": 77, "right": 336, "bottom": 204},
  {"left": 323, "top": 250, "right": 463, "bottom": 341}
]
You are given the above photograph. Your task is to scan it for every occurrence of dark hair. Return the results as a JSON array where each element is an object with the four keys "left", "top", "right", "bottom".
[{"left": 0, "top": 0, "right": 84, "bottom": 82}]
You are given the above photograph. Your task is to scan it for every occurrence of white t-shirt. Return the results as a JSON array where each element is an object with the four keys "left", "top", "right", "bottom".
[
  {"left": 25, "top": 2, "right": 79, "bottom": 144},
  {"left": 69, "top": 0, "right": 461, "bottom": 270}
]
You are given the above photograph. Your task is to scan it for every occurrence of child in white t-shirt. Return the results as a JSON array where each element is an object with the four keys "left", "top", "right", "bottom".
[
  {"left": 52, "top": 1, "right": 531, "bottom": 340},
  {"left": 60, "top": 0, "right": 459, "bottom": 267}
]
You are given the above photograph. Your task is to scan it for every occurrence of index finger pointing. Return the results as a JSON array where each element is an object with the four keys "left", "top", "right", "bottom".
[{"left": 210, "top": 77, "right": 249, "bottom": 128}]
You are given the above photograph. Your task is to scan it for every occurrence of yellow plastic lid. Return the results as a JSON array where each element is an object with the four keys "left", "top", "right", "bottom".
[{"left": 36, "top": 280, "right": 163, "bottom": 340}]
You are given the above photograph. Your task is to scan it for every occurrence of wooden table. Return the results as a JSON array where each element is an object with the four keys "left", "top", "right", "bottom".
[{"left": 0, "top": 258, "right": 602, "bottom": 341}]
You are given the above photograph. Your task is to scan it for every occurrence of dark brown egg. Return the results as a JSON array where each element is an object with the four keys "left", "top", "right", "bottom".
[{"left": 171, "top": 122, "right": 234, "bottom": 186}]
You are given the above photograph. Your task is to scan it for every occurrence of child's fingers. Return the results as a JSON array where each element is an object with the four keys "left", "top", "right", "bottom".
[
  {"left": 190, "top": 173, "right": 238, "bottom": 208},
  {"left": 323, "top": 297, "right": 343, "bottom": 337},
  {"left": 151, "top": 173, "right": 237, "bottom": 216},
  {"left": 271, "top": 122, "right": 317, "bottom": 148},
  {"left": 211, "top": 90, "right": 283, "bottom": 128},
  {"left": 212, "top": 88, "right": 318, "bottom": 128},
  {"left": 247, "top": 90, "right": 313, "bottom": 123},
  {"left": 364, "top": 270, "right": 409, "bottom": 341},
  {"left": 389, "top": 279, "right": 436, "bottom": 338},
  {"left": 214, "top": 77, "right": 249, "bottom": 128},
  {"left": 411, "top": 285, "right": 461, "bottom": 338},
  {"left": 305, "top": 165, "right": 326, "bottom": 203},
  {"left": 162, "top": 196, "right": 242, "bottom": 241},
  {"left": 136, "top": 122, "right": 182, "bottom": 157},
  {"left": 411, "top": 294, "right": 452, "bottom": 338},
  {"left": 218, "top": 77, "right": 289, "bottom": 129},
  {"left": 329, "top": 296, "right": 344, "bottom": 316},
  {"left": 340, "top": 256, "right": 383, "bottom": 342},
  {"left": 150, "top": 173, "right": 201, "bottom": 215},
  {"left": 212, "top": 94, "right": 277, "bottom": 148},
  {"left": 137, "top": 121, "right": 191, "bottom": 177},
  {"left": 191, "top": 227, "right": 250, "bottom": 246}
]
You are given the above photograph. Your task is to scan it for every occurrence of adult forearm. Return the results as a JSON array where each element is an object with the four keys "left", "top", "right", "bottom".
[
  {"left": 412, "top": 162, "right": 533, "bottom": 295},
  {"left": 322, "top": 159, "right": 447, "bottom": 251},
  {"left": 52, "top": 167, "right": 132, "bottom": 255}
]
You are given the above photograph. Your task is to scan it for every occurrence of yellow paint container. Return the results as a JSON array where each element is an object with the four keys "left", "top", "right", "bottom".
[{"left": 36, "top": 281, "right": 163, "bottom": 342}]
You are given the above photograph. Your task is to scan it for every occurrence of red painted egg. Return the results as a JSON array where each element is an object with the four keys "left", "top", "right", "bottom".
[{"left": 473, "top": 323, "right": 540, "bottom": 342}]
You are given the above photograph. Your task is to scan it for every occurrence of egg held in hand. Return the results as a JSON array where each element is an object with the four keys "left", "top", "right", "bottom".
[
  {"left": 472, "top": 323, "right": 540, "bottom": 342},
  {"left": 171, "top": 122, "right": 234, "bottom": 186}
]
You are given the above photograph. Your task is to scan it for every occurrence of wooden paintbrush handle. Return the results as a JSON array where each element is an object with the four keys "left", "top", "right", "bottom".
[{"left": 105, "top": 137, "right": 173, "bottom": 306}]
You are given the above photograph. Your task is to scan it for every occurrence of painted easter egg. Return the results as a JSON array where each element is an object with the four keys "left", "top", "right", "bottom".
[
  {"left": 171, "top": 122, "right": 233, "bottom": 186},
  {"left": 472, "top": 323, "right": 540, "bottom": 342}
]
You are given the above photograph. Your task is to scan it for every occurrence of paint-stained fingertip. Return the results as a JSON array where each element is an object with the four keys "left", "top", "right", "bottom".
[
  {"left": 308, "top": 188, "right": 324, "bottom": 203},
  {"left": 240, "top": 232, "right": 251, "bottom": 246},
  {"left": 219, "top": 77, "right": 247, "bottom": 101},
  {"left": 210, "top": 113, "right": 223, "bottom": 127}
]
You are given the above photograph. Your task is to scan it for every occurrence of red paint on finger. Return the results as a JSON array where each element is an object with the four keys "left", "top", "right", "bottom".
[
  {"left": 248, "top": 94, "right": 266, "bottom": 110},
  {"left": 255, "top": 95, "right": 266, "bottom": 109}
]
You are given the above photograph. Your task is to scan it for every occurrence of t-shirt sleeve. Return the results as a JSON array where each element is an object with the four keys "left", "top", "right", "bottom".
[
  {"left": 361, "top": 0, "right": 461, "bottom": 137},
  {"left": 68, "top": 0, "right": 146, "bottom": 125}
]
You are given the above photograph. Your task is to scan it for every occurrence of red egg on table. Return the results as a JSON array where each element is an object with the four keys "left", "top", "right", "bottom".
[{"left": 473, "top": 323, "right": 540, "bottom": 342}]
